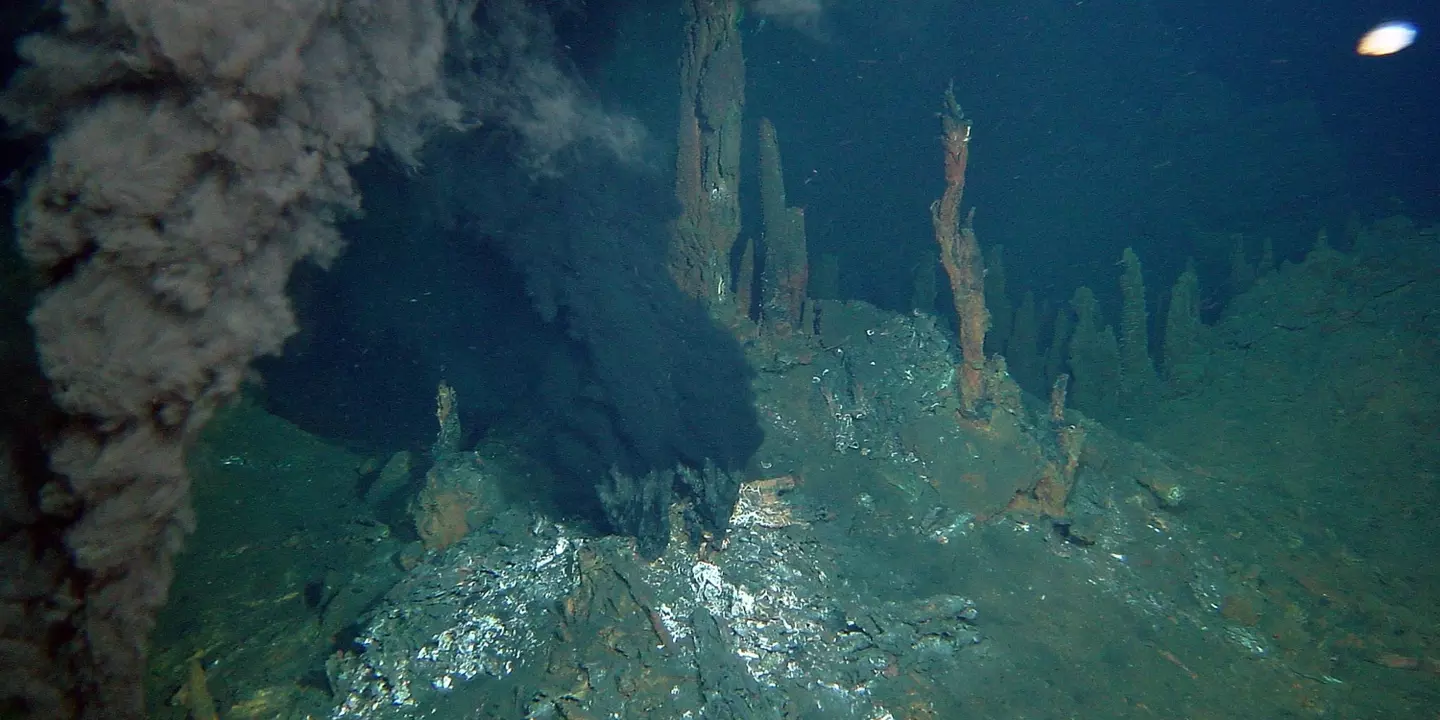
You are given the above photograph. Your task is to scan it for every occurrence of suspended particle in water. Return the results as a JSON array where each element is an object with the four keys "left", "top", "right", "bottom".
[{"left": 1356, "top": 20, "right": 1418, "bottom": 56}]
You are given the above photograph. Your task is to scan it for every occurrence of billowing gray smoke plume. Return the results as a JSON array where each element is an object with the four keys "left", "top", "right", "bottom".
[
  {"left": 447, "top": 0, "right": 650, "bottom": 174},
  {"left": 5, "top": 0, "right": 748, "bottom": 711},
  {"left": 0, "top": 0, "right": 470, "bottom": 715},
  {"left": 751, "top": 0, "right": 829, "bottom": 40},
  {"left": 1, "top": 0, "right": 760, "bottom": 715}
]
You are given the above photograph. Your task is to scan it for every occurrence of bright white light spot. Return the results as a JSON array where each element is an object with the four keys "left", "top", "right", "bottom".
[{"left": 1357, "top": 20, "right": 1418, "bottom": 56}]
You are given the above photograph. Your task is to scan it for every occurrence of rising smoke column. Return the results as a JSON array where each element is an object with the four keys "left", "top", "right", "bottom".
[{"left": 0, "top": 0, "right": 469, "bottom": 715}]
